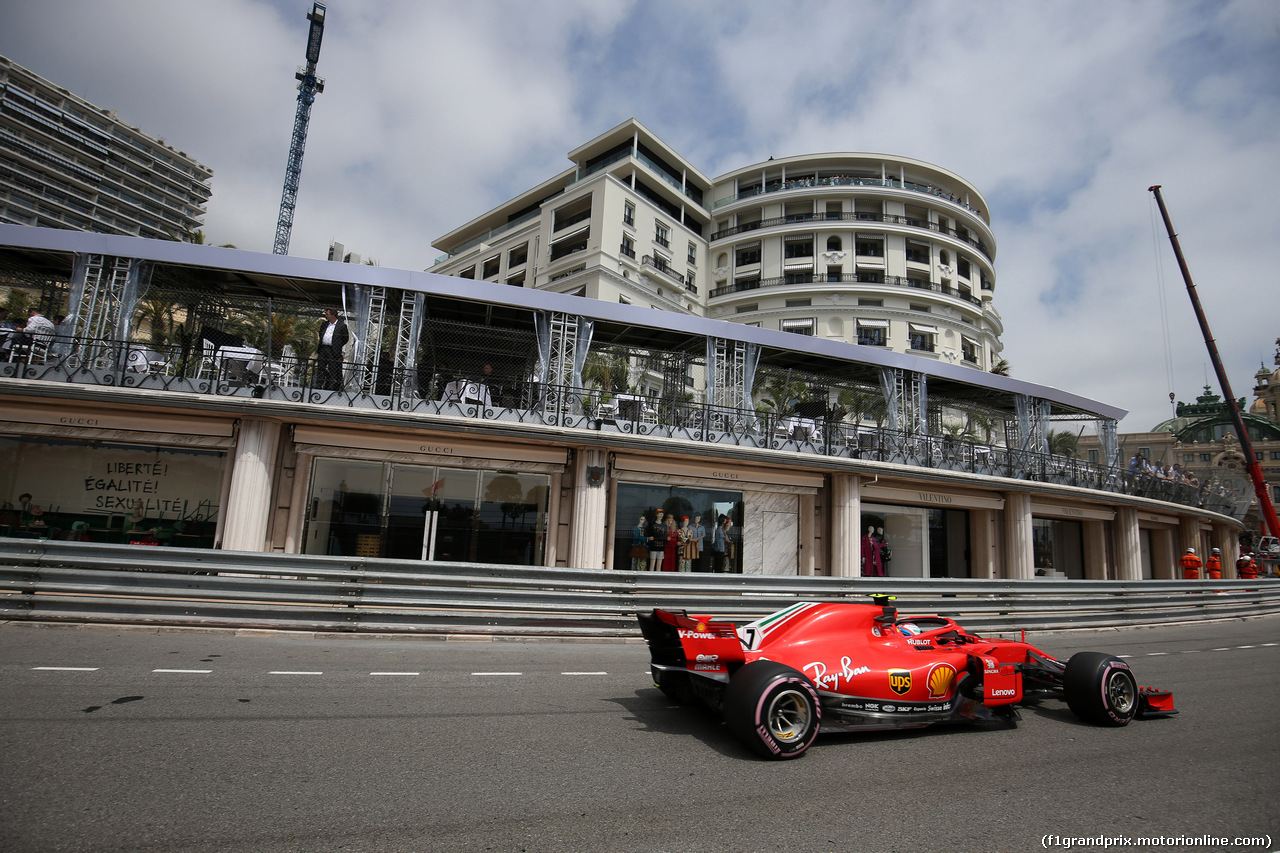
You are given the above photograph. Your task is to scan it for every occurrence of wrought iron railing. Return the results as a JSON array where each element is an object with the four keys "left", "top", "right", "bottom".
[
  {"left": 710, "top": 210, "right": 991, "bottom": 259},
  {"left": 0, "top": 336, "right": 1246, "bottom": 520}
]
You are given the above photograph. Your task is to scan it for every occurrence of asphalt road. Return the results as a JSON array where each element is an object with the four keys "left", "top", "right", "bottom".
[{"left": 0, "top": 617, "right": 1276, "bottom": 853}]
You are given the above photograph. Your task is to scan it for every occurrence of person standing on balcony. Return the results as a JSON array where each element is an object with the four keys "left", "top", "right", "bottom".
[
  {"left": 316, "top": 308, "right": 349, "bottom": 391},
  {"left": 1179, "top": 547, "right": 1202, "bottom": 580}
]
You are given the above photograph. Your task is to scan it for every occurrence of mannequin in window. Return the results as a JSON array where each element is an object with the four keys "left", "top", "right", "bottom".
[
  {"left": 876, "top": 527, "right": 892, "bottom": 575},
  {"left": 861, "top": 525, "right": 882, "bottom": 577}
]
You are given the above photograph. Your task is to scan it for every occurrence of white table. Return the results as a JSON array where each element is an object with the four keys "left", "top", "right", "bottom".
[
  {"left": 126, "top": 347, "right": 166, "bottom": 373},
  {"left": 215, "top": 345, "right": 264, "bottom": 380},
  {"left": 782, "top": 416, "right": 818, "bottom": 441},
  {"left": 443, "top": 380, "right": 492, "bottom": 407}
]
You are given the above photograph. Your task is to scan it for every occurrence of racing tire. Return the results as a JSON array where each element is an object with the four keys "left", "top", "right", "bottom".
[
  {"left": 722, "top": 660, "right": 821, "bottom": 759},
  {"left": 1063, "top": 652, "right": 1138, "bottom": 727}
]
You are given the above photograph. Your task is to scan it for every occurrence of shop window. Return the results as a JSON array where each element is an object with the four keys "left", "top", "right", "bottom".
[
  {"left": 0, "top": 436, "right": 226, "bottom": 547},
  {"left": 613, "top": 482, "right": 743, "bottom": 573}
]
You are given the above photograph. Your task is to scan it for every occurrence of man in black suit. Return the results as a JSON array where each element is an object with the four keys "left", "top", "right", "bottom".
[{"left": 316, "top": 308, "right": 349, "bottom": 390}]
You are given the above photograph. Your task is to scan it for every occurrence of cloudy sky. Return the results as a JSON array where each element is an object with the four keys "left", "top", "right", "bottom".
[{"left": 3, "top": 0, "right": 1277, "bottom": 432}]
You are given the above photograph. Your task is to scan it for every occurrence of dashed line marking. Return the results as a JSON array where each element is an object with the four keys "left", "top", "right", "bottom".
[
  {"left": 370, "top": 672, "right": 419, "bottom": 676},
  {"left": 562, "top": 671, "right": 608, "bottom": 676},
  {"left": 32, "top": 667, "right": 99, "bottom": 671},
  {"left": 268, "top": 671, "right": 323, "bottom": 675},
  {"left": 472, "top": 672, "right": 522, "bottom": 676},
  {"left": 1146, "top": 652, "right": 1168, "bottom": 656},
  {"left": 152, "top": 669, "right": 212, "bottom": 674}
]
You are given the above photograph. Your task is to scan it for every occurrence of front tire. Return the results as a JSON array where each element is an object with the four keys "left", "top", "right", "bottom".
[
  {"left": 1064, "top": 652, "right": 1138, "bottom": 726},
  {"left": 723, "top": 661, "right": 821, "bottom": 759}
]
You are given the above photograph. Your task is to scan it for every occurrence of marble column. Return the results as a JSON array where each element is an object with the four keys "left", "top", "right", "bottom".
[
  {"left": 221, "top": 418, "right": 282, "bottom": 553},
  {"left": 567, "top": 447, "right": 608, "bottom": 570},
  {"left": 1002, "top": 492, "right": 1033, "bottom": 579},
  {"left": 829, "top": 473, "right": 860, "bottom": 577},
  {"left": 1115, "top": 507, "right": 1142, "bottom": 581},
  {"left": 1151, "top": 527, "right": 1176, "bottom": 580}
]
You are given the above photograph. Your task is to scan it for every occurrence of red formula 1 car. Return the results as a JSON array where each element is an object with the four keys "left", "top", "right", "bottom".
[{"left": 637, "top": 596, "right": 1176, "bottom": 759}]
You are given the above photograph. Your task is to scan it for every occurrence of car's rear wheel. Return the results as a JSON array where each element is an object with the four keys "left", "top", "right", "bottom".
[
  {"left": 723, "top": 661, "right": 820, "bottom": 759},
  {"left": 1063, "top": 652, "right": 1138, "bottom": 726}
]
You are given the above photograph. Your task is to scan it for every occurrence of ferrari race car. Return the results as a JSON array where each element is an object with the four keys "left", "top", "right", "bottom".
[{"left": 637, "top": 596, "right": 1176, "bottom": 759}]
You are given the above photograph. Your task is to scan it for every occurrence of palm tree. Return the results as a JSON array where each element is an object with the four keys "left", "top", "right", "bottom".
[
  {"left": 989, "top": 358, "right": 1011, "bottom": 376},
  {"left": 1047, "top": 428, "right": 1080, "bottom": 458},
  {"left": 836, "top": 387, "right": 886, "bottom": 426}
]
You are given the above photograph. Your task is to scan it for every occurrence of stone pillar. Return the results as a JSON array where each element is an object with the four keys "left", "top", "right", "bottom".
[
  {"left": 1115, "top": 507, "right": 1142, "bottom": 581},
  {"left": 221, "top": 418, "right": 282, "bottom": 553},
  {"left": 1178, "top": 517, "right": 1201, "bottom": 558},
  {"left": 567, "top": 447, "right": 608, "bottom": 570},
  {"left": 969, "top": 508, "right": 997, "bottom": 579},
  {"left": 1003, "top": 492, "right": 1033, "bottom": 579},
  {"left": 829, "top": 473, "right": 860, "bottom": 577},
  {"left": 1083, "top": 519, "right": 1109, "bottom": 580},
  {"left": 1212, "top": 522, "right": 1237, "bottom": 577}
]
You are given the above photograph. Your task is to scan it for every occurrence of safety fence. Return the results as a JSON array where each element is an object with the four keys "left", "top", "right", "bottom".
[{"left": 1, "top": 539, "right": 1277, "bottom": 639}]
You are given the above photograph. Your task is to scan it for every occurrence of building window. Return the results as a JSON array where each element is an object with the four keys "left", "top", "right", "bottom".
[
  {"left": 858, "top": 298, "right": 883, "bottom": 307},
  {"left": 623, "top": 202, "right": 635, "bottom": 227},
  {"left": 508, "top": 244, "right": 528, "bottom": 267},
  {"left": 905, "top": 243, "right": 930, "bottom": 265},
  {"left": 620, "top": 235, "right": 636, "bottom": 259},
  {"left": 857, "top": 320, "right": 887, "bottom": 347},
  {"left": 961, "top": 337, "right": 979, "bottom": 364},
  {"left": 908, "top": 324, "right": 937, "bottom": 352},
  {"left": 1088, "top": 450, "right": 1099, "bottom": 464},
  {"left": 735, "top": 303, "right": 758, "bottom": 313},
  {"left": 482, "top": 256, "right": 500, "bottom": 279},
  {"left": 785, "top": 298, "right": 811, "bottom": 308},
  {"left": 1200, "top": 453, "right": 1211, "bottom": 462},
  {"left": 826, "top": 236, "right": 842, "bottom": 252},
  {"left": 957, "top": 257, "right": 971, "bottom": 279},
  {"left": 784, "top": 236, "right": 813, "bottom": 258},
  {"left": 781, "top": 318, "right": 815, "bottom": 336},
  {"left": 654, "top": 222, "right": 670, "bottom": 248},
  {"left": 687, "top": 241, "right": 697, "bottom": 265},
  {"left": 856, "top": 237, "right": 884, "bottom": 257},
  {"left": 505, "top": 272, "right": 525, "bottom": 287},
  {"left": 735, "top": 243, "right": 761, "bottom": 266},
  {"left": 458, "top": 266, "right": 475, "bottom": 279}
]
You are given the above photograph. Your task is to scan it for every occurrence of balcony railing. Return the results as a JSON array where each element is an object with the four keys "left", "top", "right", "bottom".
[
  {"left": 709, "top": 272, "right": 982, "bottom": 306},
  {"left": 713, "top": 175, "right": 985, "bottom": 219},
  {"left": 710, "top": 210, "right": 991, "bottom": 259},
  {"left": 0, "top": 333, "right": 1247, "bottom": 521},
  {"left": 641, "top": 254, "right": 684, "bottom": 286}
]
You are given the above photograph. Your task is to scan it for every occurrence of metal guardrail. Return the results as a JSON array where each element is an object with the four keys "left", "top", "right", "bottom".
[{"left": 1, "top": 539, "right": 1277, "bottom": 638}]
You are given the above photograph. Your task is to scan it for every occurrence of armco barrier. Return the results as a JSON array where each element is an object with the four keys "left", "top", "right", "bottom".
[{"left": 1, "top": 539, "right": 1277, "bottom": 638}]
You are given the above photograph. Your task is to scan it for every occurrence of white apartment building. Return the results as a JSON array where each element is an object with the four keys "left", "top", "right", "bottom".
[
  {"left": 432, "top": 118, "right": 1004, "bottom": 370},
  {"left": 0, "top": 56, "right": 212, "bottom": 241}
]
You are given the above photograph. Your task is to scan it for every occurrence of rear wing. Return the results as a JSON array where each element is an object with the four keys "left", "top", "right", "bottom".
[{"left": 636, "top": 609, "right": 747, "bottom": 676}]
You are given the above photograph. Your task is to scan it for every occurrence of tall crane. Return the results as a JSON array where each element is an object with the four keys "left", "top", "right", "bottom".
[
  {"left": 273, "top": 2, "right": 326, "bottom": 256},
  {"left": 1149, "top": 185, "right": 1280, "bottom": 541}
]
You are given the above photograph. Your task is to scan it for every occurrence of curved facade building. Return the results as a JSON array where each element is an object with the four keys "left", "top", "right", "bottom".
[
  {"left": 707, "top": 153, "right": 1002, "bottom": 370},
  {"left": 432, "top": 119, "right": 1003, "bottom": 370}
]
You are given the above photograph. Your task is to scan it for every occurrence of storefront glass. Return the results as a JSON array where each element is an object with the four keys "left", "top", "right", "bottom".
[
  {"left": 1033, "top": 518, "right": 1084, "bottom": 578},
  {"left": 0, "top": 436, "right": 225, "bottom": 546},
  {"left": 304, "top": 458, "right": 548, "bottom": 565},
  {"left": 861, "top": 503, "right": 971, "bottom": 578},
  {"left": 613, "top": 482, "right": 743, "bottom": 572}
]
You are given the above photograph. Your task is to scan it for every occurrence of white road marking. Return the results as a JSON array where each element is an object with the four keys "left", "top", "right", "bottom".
[
  {"left": 370, "top": 672, "right": 420, "bottom": 676},
  {"left": 152, "top": 669, "right": 212, "bottom": 674},
  {"left": 268, "top": 671, "right": 323, "bottom": 675},
  {"left": 32, "top": 667, "right": 99, "bottom": 671},
  {"left": 472, "top": 671, "right": 522, "bottom": 676},
  {"left": 562, "top": 671, "right": 608, "bottom": 676},
  {"left": 1146, "top": 652, "right": 1168, "bottom": 656}
]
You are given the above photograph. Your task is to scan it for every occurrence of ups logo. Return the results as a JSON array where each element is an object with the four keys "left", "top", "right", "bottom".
[{"left": 888, "top": 669, "right": 912, "bottom": 696}]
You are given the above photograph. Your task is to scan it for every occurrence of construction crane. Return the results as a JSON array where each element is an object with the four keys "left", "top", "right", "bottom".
[
  {"left": 272, "top": 2, "right": 326, "bottom": 256},
  {"left": 1149, "top": 185, "right": 1280, "bottom": 541}
]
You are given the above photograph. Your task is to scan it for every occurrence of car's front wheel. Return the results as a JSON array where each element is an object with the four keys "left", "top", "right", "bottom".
[
  {"left": 1063, "top": 652, "right": 1138, "bottom": 726},
  {"left": 722, "top": 661, "right": 821, "bottom": 759}
]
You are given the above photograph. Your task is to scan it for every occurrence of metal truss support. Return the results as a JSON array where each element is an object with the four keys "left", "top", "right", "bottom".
[
  {"left": 67, "top": 253, "right": 151, "bottom": 368},
  {"left": 878, "top": 367, "right": 927, "bottom": 435},
  {"left": 357, "top": 287, "right": 387, "bottom": 394},
  {"left": 391, "top": 291, "right": 422, "bottom": 399}
]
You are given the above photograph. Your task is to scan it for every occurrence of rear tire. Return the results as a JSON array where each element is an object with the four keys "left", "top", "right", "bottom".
[
  {"left": 723, "top": 661, "right": 821, "bottom": 759},
  {"left": 1064, "top": 652, "right": 1138, "bottom": 726}
]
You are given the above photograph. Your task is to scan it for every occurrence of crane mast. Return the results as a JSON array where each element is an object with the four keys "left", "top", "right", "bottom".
[
  {"left": 273, "top": 2, "right": 326, "bottom": 256},
  {"left": 1148, "top": 185, "right": 1280, "bottom": 540}
]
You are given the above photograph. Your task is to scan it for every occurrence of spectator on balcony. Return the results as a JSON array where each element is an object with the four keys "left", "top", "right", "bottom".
[
  {"left": 316, "top": 308, "right": 349, "bottom": 391},
  {"left": 25, "top": 308, "right": 54, "bottom": 344}
]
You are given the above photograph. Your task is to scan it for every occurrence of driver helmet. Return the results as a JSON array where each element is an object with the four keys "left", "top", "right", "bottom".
[{"left": 897, "top": 622, "right": 921, "bottom": 637}]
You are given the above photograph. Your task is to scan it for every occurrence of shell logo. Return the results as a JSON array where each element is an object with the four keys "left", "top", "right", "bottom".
[
  {"left": 927, "top": 663, "right": 957, "bottom": 699},
  {"left": 695, "top": 622, "right": 706, "bottom": 632}
]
